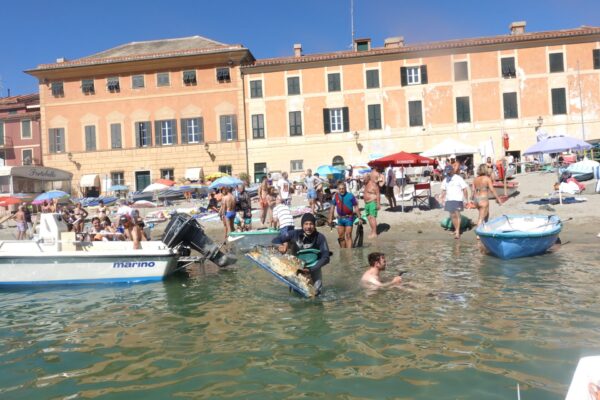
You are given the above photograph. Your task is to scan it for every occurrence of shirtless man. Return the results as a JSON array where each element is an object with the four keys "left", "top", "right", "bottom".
[
  {"left": 120, "top": 215, "right": 143, "bottom": 249},
  {"left": 361, "top": 252, "right": 403, "bottom": 288},
  {"left": 219, "top": 187, "right": 236, "bottom": 239},
  {"left": 14, "top": 205, "right": 27, "bottom": 240},
  {"left": 363, "top": 171, "right": 381, "bottom": 239}
]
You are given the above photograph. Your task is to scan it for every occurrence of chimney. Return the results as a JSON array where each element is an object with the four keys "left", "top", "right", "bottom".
[
  {"left": 384, "top": 36, "right": 404, "bottom": 48},
  {"left": 56, "top": 57, "right": 67, "bottom": 63},
  {"left": 509, "top": 21, "right": 526, "bottom": 35},
  {"left": 293, "top": 43, "right": 302, "bottom": 57}
]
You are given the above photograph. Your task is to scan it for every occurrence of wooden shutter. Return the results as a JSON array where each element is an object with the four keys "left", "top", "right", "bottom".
[
  {"left": 47, "top": 129, "right": 55, "bottom": 153},
  {"left": 220, "top": 116, "right": 227, "bottom": 141},
  {"left": 58, "top": 128, "right": 65, "bottom": 152},
  {"left": 232, "top": 116, "right": 238, "bottom": 140},
  {"left": 198, "top": 117, "right": 204, "bottom": 143},
  {"left": 594, "top": 49, "right": 600, "bottom": 70},
  {"left": 154, "top": 121, "right": 162, "bottom": 146},
  {"left": 0, "top": 121, "right": 4, "bottom": 146},
  {"left": 171, "top": 119, "right": 178, "bottom": 145},
  {"left": 323, "top": 109, "right": 330, "bottom": 133},
  {"left": 420, "top": 65, "right": 428, "bottom": 84},
  {"left": 135, "top": 123, "right": 140, "bottom": 147},
  {"left": 85, "top": 126, "right": 96, "bottom": 151},
  {"left": 342, "top": 107, "right": 350, "bottom": 133},
  {"left": 552, "top": 88, "right": 567, "bottom": 115},
  {"left": 180, "top": 119, "right": 188, "bottom": 144},
  {"left": 145, "top": 121, "right": 152, "bottom": 146},
  {"left": 400, "top": 67, "right": 407, "bottom": 86},
  {"left": 111, "top": 124, "right": 121, "bottom": 148}
]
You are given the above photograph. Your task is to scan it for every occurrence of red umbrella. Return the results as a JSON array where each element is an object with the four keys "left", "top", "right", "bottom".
[
  {"left": 154, "top": 178, "right": 175, "bottom": 186},
  {"left": 368, "top": 151, "right": 437, "bottom": 168},
  {"left": 0, "top": 197, "right": 26, "bottom": 207}
]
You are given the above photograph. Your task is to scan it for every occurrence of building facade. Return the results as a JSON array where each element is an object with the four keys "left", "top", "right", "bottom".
[
  {"left": 0, "top": 94, "right": 41, "bottom": 167},
  {"left": 241, "top": 23, "right": 600, "bottom": 180},
  {"left": 26, "top": 36, "right": 254, "bottom": 195}
]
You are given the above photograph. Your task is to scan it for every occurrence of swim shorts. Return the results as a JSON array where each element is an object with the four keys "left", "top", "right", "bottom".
[
  {"left": 225, "top": 211, "right": 236, "bottom": 219},
  {"left": 364, "top": 201, "right": 378, "bottom": 218},
  {"left": 307, "top": 189, "right": 317, "bottom": 200},
  {"left": 337, "top": 216, "right": 355, "bottom": 227},
  {"left": 444, "top": 200, "right": 464, "bottom": 212}
]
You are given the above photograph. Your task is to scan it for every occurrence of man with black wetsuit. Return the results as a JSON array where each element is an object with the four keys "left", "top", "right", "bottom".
[{"left": 272, "top": 213, "right": 330, "bottom": 295}]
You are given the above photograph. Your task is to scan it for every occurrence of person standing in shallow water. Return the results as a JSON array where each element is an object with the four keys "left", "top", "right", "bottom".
[
  {"left": 363, "top": 171, "right": 381, "bottom": 239},
  {"left": 328, "top": 182, "right": 361, "bottom": 248},
  {"left": 472, "top": 164, "right": 502, "bottom": 229},
  {"left": 440, "top": 165, "right": 469, "bottom": 239},
  {"left": 219, "top": 187, "right": 236, "bottom": 239}
]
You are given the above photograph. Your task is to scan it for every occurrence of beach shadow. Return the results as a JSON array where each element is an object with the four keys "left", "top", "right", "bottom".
[
  {"left": 376, "top": 223, "right": 391, "bottom": 235},
  {"left": 386, "top": 205, "right": 414, "bottom": 213}
]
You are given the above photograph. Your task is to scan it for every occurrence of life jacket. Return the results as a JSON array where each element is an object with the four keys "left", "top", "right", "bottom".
[
  {"left": 495, "top": 161, "right": 505, "bottom": 180},
  {"left": 292, "top": 234, "right": 321, "bottom": 268}
]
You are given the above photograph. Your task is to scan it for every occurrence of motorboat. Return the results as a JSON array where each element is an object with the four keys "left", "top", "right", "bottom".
[
  {"left": 489, "top": 181, "right": 519, "bottom": 199},
  {"left": 228, "top": 228, "right": 281, "bottom": 251},
  {"left": 565, "top": 355, "right": 600, "bottom": 400},
  {"left": 475, "top": 214, "right": 562, "bottom": 259},
  {"left": 0, "top": 213, "right": 236, "bottom": 285},
  {"left": 566, "top": 158, "right": 599, "bottom": 181}
]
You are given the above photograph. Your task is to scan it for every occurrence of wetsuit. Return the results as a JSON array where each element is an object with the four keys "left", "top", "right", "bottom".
[{"left": 272, "top": 228, "right": 330, "bottom": 295}]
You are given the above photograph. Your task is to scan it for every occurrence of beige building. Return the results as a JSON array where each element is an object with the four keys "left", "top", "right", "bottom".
[
  {"left": 241, "top": 22, "right": 600, "bottom": 181},
  {"left": 26, "top": 36, "right": 254, "bottom": 194}
]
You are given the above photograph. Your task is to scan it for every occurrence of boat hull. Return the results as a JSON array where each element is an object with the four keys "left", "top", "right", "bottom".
[
  {"left": 228, "top": 229, "right": 280, "bottom": 251},
  {"left": 0, "top": 254, "right": 177, "bottom": 285},
  {"left": 476, "top": 215, "right": 562, "bottom": 259}
]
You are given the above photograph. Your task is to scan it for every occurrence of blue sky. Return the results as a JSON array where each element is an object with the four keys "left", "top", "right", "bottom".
[{"left": 1, "top": 0, "right": 599, "bottom": 96}]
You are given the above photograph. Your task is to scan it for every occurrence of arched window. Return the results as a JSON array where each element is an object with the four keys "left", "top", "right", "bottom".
[{"left": 332, "top": 155, "right": 344, "bottom": 166}]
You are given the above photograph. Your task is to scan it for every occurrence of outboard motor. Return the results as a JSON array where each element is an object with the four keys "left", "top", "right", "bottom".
[{"left": 162, "top": 213, "right": 236, "bottom": 267}]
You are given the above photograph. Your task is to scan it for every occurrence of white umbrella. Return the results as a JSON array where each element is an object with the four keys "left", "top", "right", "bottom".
[
  {"left": 142, "top": 183, "right": 169, "bottom": 193},
  {"left": 421, "top": 138, "right": 478, "bottom": 158}
]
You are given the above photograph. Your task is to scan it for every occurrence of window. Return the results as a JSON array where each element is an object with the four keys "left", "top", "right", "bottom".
[
  {"left": 160, "top": 168, "right": 174, "bottom": 180},
  {"left": 216, "top": 67, "right": 231, "bottom": 82},
  {"left": 551, "top": 88, "right": 567, "bottom": 115},
  {"left": 84, "top": 125, "right": 96, "bottom": 151},
  {"left": 368, "top": 104, "right": 382, "bottom": 130},
  {"left": 0, "top": 121, "right": 3, "bottom": 146},
  {"left": 181, "top": 118, "right": 203, "bottom": 144},
  {"left": 107, "top": 77, "right": 120, "bottom": 92},
  {"left": 183, "top": 70, "right": 197, "bottom": 85},
  {"left": 503, "top": 92, "right": 518, "bottom": 119},
  {"left": 219, "top": 115, "right": 237, "bottom": 141},
  {"left": 132, "top": 75, "right": 145, "bottom": 89},
  {"left": 157, "top": 72, "right": 170, "bottom": 87},
  {"left": 366, "top": 69, "right": 379, "bottom": 89},
  {"left": 290, "top": 160, "right": 303, "bottom": 172},
  {"left": 327, "top": 73, "right": 341, "bottom": 92},
  {"left": 251, "top": 114, "right": 265, "bottom": 139},
  {"left": 289, "top": 111, "right": 302, "bottom": 136},
  {"left": 155, "top": 120, "right": 176, "bottom": 145},
  {"left": 323, "top": 107, "right": 349, "bottom": 133},
  {"left": 401, "top": 66, "right": 428, "bottom": 86},
  {"left": 593, "top": 49, "right": 600, "bottom": 70},
  {"left": 501, "top": 57, "right": 517, "bottom": 78},
  {"left": 408, "top": 100, "right": 423, "bottom": 127},
  {"left": 356, "top": 40, "right": 370, "bottom": 51},
  {"left": 287, "top": 76, "right": 300, "bottom": 95},
  {"left": 135, "top": 121, "right": 151, "bottom": 147},
  {"left": 110, "top": 123, "right": 122, "bottom": 149},
  {"left": 21, "top": 119, "right": 32, "bottom": 139},
  {"left": 454, "top": 61, "right": 468, "bottom": 81},
  {"left": 549, "top": 53, "right": 564, "bottom": 73},
  {"left": 49, "top": 128, "right": 65, "bottom": 153},
  {"left": 22, "top": 149, "right": 33, "bottom": 166},
  {"left": 111, "top": 171, "right": 125, "bottom": 186},
  {"left": 51, "top": 82, "right": 64, "bottom": 97},
  {"left": 456, "top": 97, "right": 471, "bottom": 123},
  {"left": 82, "top": 79, "right": 95, "bottom": 94},
  {"left": 218, "top": 165, "right": 232, "bottom": 175},
  {"left": 250, "top": 80, "right": 263, "bottom": 98}
]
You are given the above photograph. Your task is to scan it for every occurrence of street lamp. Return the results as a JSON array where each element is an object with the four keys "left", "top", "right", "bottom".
[{"left": 536, "top": 116, "right": 543, "bottom": 130}]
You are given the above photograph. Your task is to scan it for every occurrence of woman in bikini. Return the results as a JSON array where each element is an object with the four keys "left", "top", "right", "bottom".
[
  {"left": 258, "top": 176, "right": 271, "bottom": 225},
  {"left": 472, "top": 164, "right": 502, "bottom": 229},
  {"left": 97, "top": 199, "right": 108, "bottom": 220}
]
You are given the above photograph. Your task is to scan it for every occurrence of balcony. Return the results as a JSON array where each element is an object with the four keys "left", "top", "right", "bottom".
[{"left": 0, "top": 136, "right": 13, "bottom": 149}]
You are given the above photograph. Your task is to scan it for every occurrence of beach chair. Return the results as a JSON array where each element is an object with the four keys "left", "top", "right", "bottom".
[{"left": 412, "top": 182, "right": 432, "bottom": 209}]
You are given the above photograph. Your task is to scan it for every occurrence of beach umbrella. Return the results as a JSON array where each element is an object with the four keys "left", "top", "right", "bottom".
[
  {"left": 205, "top": 172, "right": 228, "bottom": 181},
  {"left": 132, "top": 200, "right": 157, "bottom": 208},
  {"left": 209, "top": 176, "right": 243, "bottom": 189},
  {"left": 369, "top": 152, "right": 436, "bottom": 168},
  {"left": 142, "top": 182, "right": 170, "bottom": 193},
  {"left": 32, "top": 190, "right": 70, "bottom": 205},
  {"left": 0, "top": 197, "right": 24, "bottom": 206},
  {"left": 109, "top": 184, "right": 129, "bottom": 191},
  {"left": 315, "top": 165, "right": 342, "bottom": 176},
  {"left": 154, "top": 178, "right": 176, "bottom": 186},
  {"left": 421, "top": 138, "right": 478, "bottom": 158},
  {"left": 523, "top": 135, "right": 592, "bottom": 155}
]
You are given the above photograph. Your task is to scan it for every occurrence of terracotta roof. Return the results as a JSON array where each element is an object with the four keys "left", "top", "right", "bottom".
[
  {"left": 0, "top": 93, "right": 39, "bottom": 106},
  {"left": 244, "top": 26, "right": 600, "bottom": 69},
  {"left": 29, "top": 35, "right": 249, "bottom": 71}
]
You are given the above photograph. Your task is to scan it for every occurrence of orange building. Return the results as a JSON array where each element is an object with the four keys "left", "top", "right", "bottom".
[
  {"left": 242, "top": 22, "right": 600, "bottom": 180},
  {"left": 26, "top": 36, "right": 254, "bottom": 194}
]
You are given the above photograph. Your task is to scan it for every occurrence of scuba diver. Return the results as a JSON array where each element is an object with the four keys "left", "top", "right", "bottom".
[{"left": 272, "top": 213, "right": 330, "bottom": 295}]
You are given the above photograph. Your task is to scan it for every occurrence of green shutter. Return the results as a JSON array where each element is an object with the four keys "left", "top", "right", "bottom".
[
  {"left": 594, "top": 49, "right": 600, "bottom": 70},
  {"left": 400, "top": 67, "right": 407, "bottom": 86},
  {"left": 135, "top": 123, "right": 140, "bottom": 147},
  {"left": 111, "top": 123, "right": 121, "bottom": 148},
  {"left": 146, "top": 121, "right": 152, "bottom": 146},
  {"left": 198, "top": 117, "right": 204, "bottom": 143},
  {"left": 232, "top": 115, "right": 238, "bottom": 140},
  {"left": 220, "top": 116, "right": 227, "bottom": 141},
  {"left": 171, "top": 119, "right": 178, "bottom": 145},
  {"left": 342, "top": 107, "right": 350, "bottom": 132},
  {"left": 420, "top": 65, "right": 428, "bottom": 84},
  {"left": 155, "top": 121, "right": 162, "bottom": 146},
  {"left": 180, "top": 119, "right": 188, "bottom": 144},
  {"left": 323, "top": 109, "right": 330, "bottom": 133}
]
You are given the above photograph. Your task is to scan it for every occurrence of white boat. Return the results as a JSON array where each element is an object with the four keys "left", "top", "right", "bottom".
[
  {"left": 565, "top": 355, "right": 600, "bottom": 399},
  {"left": 0, "top": 213, "right": 236, "bottom": 286}
]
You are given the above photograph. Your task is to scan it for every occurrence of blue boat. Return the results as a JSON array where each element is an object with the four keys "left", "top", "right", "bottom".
[{"left": 475, "top": 215, "right": 562, "bottom": 259}]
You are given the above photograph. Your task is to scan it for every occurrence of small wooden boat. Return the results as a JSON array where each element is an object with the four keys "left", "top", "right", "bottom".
[
  {"left": 228, "top": 228, "right": 281, "bottom": 251},
  {"left": 489, "top": 181, "right": 519, "bottom": 199},
  {"left": 475, "top": 215, "right": 562, "bottom": 259}
]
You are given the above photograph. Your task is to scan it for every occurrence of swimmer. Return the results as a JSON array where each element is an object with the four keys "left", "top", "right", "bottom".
[{"left": 361, "top": 252, "right": 403, "bottom": 288}]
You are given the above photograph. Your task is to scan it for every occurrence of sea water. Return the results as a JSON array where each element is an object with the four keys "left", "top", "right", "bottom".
[{"left": 0, "top": 240, "right": 598, "bottom": 399}]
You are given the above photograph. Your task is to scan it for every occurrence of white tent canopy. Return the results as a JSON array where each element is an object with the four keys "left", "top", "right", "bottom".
[{"left": 421, "top": 138, "right": 478, "bottom": 158}]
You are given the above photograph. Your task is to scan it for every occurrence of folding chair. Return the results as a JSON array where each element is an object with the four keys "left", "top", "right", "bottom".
[{"left": 412, "top": 182, "right": 432, "bottom": 209}]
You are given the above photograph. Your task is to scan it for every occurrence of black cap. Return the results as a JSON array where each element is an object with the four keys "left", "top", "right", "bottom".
[{"left": 301, "top": 213, "right": 316, "bottom": 225}]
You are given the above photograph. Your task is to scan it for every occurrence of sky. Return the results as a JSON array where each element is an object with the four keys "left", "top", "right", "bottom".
[{"left": 1, "top": 0, "right": 599, "bottom": 96}]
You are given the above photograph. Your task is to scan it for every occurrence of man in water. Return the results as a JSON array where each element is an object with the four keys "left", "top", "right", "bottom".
[
  {"left": 219, "top": 187, "right": 236, "bottom": 239},
  {"left": 363, "top": 171, "right": 381, "bottom": 239},
  {"left": 272, "top": 213, "right": 330, "bottom": 295},
  {"left": 328, "top": 181, "right": 360, "bottom": 248},
  {"left": 361, "top": 252, "right": 403, "bottom": 288}
]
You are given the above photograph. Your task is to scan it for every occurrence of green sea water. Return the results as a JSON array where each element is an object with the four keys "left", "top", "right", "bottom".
[{"left": 0, "top": 240, "right": 598, "bottom": 399}]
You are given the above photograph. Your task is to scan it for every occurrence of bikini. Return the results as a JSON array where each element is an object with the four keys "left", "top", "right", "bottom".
[{"left": 473, "top": 186, "right": 489, "bottom": 205}]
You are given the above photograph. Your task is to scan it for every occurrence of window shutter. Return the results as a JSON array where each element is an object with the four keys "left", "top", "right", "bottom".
[
  {"left": 48, "top": 129, "right": 55, "bottom": 153},
  {"left": 180, "top": 119, "right": 188, "bottom": 144},
  {"left": 220, "top": 116, "right": 227, "bottom": 141},
  {"left": 420, "top": 65, "right": 428, "bottom": 84},
  {"left": 58, "top": 128, "right": 65, "bottom": 152},
  {"left": 342, "top": 107, "right": 350, "bottom": 132},
  {"left": 323, "top": 109, "right": 330, "bottom": 133},
  {"left": 135, "top": 123, "right": 140, "bottom": 147},
  {"left": 171, "top": 119, "right": 178, "bottom": 145},
  {"left": 198, "top": 117, "right": 204, "bottom": 143},
  {"left": 91, "top": 127, "right": 96, "bottom": 150},
  {"left": 146, "top": 121, "right": 152, "bottom": 146},
  {"left": 155, "top": 121, "right": 162, "bottom": 146},
  {"left": 594, "top": 49, "right": 600, "bottom": 70},
  {"left": 400, "top": 67, "right": 407, "bottom": 86},
  {"left": 231, "top": 116, "right": 238, "bottom": 140},
  {"left": 111, "top": 124, "right": 121, "bottom": 148},
  {"left": 0, "top": 121, "right": 4, "bottom": 146}
]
